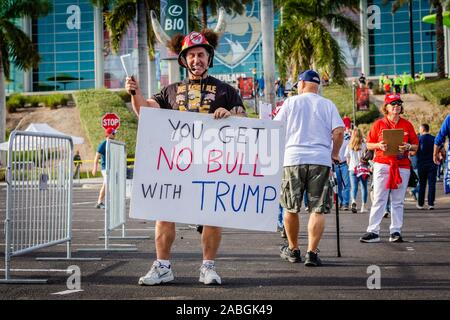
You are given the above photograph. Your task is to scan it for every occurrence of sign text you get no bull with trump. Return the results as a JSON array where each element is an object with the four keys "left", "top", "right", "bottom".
[{"left": 129, "top": 108, "right": 285, "bottom": 232}]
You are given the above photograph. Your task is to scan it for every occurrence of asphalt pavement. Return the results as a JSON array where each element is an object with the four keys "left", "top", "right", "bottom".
[{"left": 0, "top": 178, "right": 450, "bottom": 301}]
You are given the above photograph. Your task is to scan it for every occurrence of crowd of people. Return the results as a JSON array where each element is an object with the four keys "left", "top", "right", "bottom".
[
  {"left": 119, "top": 28, "right": 450, "bottom": 286},
  {"left": 378, "top": 71, "right": 425, "bottom": 94}
]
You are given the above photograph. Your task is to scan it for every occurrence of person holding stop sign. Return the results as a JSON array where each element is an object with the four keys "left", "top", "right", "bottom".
[{"left": 92, "top": 127, "right": 117, "bottom": 209}]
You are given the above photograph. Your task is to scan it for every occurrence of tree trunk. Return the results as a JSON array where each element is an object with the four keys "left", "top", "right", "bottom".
[
  {"left": 0, "top": 48, "right": 6, "bottom": 167},
  {"left": 201, "top": 3, "right": 208, "bottom": 29},
  {"left": 435, "top": 1, "right": 445, "bottom": 78},
  {"left": 137, "top": 0, "right": 149, "bottom": 98},
  {"left": 261, "top": 0, "right": 276, "bottom": 110},
  {"left": 148, "top": 58, "right": 158, "bottom": 96}
]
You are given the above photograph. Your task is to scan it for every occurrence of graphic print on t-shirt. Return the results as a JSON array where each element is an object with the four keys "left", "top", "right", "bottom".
[{"left": 176, "top": 83, "right": 217, "bottom": 113}]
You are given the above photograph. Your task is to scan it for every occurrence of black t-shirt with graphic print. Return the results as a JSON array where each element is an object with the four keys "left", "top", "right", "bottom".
[{"left": 152, "top": 76, "right": 244, "bottom": 113}]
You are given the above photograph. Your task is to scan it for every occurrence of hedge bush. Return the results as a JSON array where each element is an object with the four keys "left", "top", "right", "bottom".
[
  {"left": 115, "top": 90, "right": 132, "bottom": 103},
  {"left": 73, "top": 89, "right": 138, "bottom": 157},
  {"left": 414, "top": 79, "right": 450, "bottom": 107},
  {"left": 6, "top": 93, "right": 71, "bottom": 112},
  {"left": 322, "top": 84, "right": 380, "bottom": 125}
]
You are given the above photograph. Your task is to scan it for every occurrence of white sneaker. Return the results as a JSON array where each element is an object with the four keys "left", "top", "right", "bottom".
[
  {"left": 416, "top": 204, "right": 424, "bottom": 210},
  {"left": 199, "top": 264, "right": 222, "bottom": 285},
  {"left": 360, "top": 203, "right": 367, "bottom": 213},
  {"left": 138, "top": 261, "right": 174, "bottom": 286}
]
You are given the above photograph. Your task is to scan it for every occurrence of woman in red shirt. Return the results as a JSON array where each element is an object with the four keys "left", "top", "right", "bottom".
[{"left": 360, "top": 94, "right": 419, "bottom": 243}]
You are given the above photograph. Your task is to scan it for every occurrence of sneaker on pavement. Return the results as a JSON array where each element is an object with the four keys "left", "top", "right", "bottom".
[
  {"left": 383, "top": 212, "right": 389, "bottom": 218},
  {"left": 95, "top": 202, "right": 105, "bottom": 209},
  {"left": 428, "top": 205, "right": 434, "bottom": 210},
  {"left": 416, "top": 204, "right": 424, "bottom": 210},
  {"left": 199, "top": 264, "right": 221, "bottom": 285},
  {"left": 360, "top": 232, "right": 380, "bottom": 243},
  {"left": 360, "top": 203, "right": 367, "bottom": 213},
  {"left": 138, "top": 261, "right": 174, "bottom": 286},
  {"left": 342, "top": 204, "right": 350, "bottom": 211},
  {"left": 304, "top": 250, "right": 322, "bottom": 267},
  {"left": 389, "top": 232, "right": 403, "bottom": 243},
  {"left": 351, "top": 202, "right": 357, "bottom": 213},
  {"left": 280, "top": 245, "right": 301, "bottom": 263}
]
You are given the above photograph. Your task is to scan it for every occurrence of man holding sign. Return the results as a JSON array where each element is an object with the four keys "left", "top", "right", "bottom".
[{"left": 126, "top": 29, "right": 246, "bottom": 286}]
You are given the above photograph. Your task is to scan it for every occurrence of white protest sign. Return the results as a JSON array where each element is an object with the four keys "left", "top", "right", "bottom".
[
  {"left": 259, "top": 102, "right": 273, "bottom": 120},
  {"left": 129, "top": 108, "right": 285, "bottom": 232}
]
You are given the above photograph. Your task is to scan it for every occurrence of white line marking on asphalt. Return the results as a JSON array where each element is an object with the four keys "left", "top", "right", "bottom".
[
  {"left": 52, "top": 289, "right": 84, "bottom": 295},
  {"left": 0, "top": 243, "right": 137, "bottom": 247},
  {"left": 0, "top": 268, "right": 68, "bottom": 272},
  {"left": 71, "top": 228, "right": 154, "bottom": 232},
  {"left": 73, "top": 202, "right": 96, "bottom": 205},
  {"left": 406, "top": 247, "right": 415, "bottom": 251},
  {"left": 416, "top": 235, "right": 425, "bottom": 238}
]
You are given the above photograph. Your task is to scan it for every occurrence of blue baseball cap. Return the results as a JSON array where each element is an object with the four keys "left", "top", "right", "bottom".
[{"left": 298, "top": 70, "right": 321, "bottom": 84}]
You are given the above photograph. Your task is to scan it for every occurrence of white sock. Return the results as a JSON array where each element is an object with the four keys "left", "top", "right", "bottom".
[
  {"left": 157, "top": 259, "right": 171, "bottom": 268},
  {"left": 202, "top": 260, "right": 215, "bottom": 267}
]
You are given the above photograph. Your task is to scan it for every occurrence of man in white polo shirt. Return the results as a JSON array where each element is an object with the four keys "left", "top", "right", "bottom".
[{"left": 274, "top": 70, "right": 344, "bottom": 266}]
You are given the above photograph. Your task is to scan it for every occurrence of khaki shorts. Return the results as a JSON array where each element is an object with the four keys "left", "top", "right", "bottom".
[{"left": 280, "top": 165, "right": 332, "bottom": 214}]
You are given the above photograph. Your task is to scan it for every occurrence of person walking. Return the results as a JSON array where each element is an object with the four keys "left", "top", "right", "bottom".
[
  {"left": 345, "top": 127, "right": 369, "bottom": 213},
  {"left": 126, "top": 29, "right": 246, "bottom": 286},
  {"left": 416, "top": 124, "right": 437, "bottom": 210},
  {"left": 360, "top": 94, "right": 418, "bottom": 243},
  {"left": 382, "top": 75, "right": 392, "bottom": 94},
  {"left": 335, "top": 121, "right": 352, "bottom": 210},
  {"left": 393, "top": 74, "right": 403, "bottom": 94},
  {"left": 92, "top": 128, "right": 117, "bottom": 209},
  {"left": 73, "top": 150, "right": 82, "bottom": 179},
  {"left": 274, "top": 70, "right": 344, "bottom": 266},
  {"left": 434, "top": 114, "right": 450, "bottom": 194}
]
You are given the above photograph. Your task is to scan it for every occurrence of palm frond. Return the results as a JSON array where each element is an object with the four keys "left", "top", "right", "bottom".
[
  {"left": 0, "top": 32, "right": 11, "bottom": 78},
  {"left": 326, "top": 14, "right": 361, "bottom": 47},
  {"left": 90, "top": 0, "right": 113, "bottom": 7},
  {"left": 104, "top": 0, "right": 137, "bottom": 54},
  {"left": 2, "top": 19, "right": 40, "bottom": 72},
  {"left": 2, "top": 0, "right": 52, "bottom": 20}
]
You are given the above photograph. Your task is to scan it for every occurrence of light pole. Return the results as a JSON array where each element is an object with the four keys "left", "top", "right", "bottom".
[
  {"left": 252, "top": 68, "right": 258, "bottom": 114},
  {"left": 352, "top": 79, "right": 357, "bottom": 128},
  {"left": 261, "top": 0, "right": 276, "bottom": 110}
]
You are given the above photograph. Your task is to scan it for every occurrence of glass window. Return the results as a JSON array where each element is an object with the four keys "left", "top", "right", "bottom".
[{"left": 368, "top": 0, "right": 437, "bottom": 76}]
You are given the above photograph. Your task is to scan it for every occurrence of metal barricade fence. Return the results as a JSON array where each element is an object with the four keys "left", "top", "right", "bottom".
[
  {"left": 1, "top": 131, "right": 100, "bottom": 284},
  {"left": 79, "top": 140, "right": 147, "bottom": 252}
]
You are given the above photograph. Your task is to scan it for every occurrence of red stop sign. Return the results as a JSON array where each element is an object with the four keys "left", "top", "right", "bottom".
[{"left": 102, "top": 113, "right": 120, "bottom": 130}]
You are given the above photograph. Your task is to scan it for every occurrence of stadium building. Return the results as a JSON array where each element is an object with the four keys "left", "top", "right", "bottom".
[{"left": 6, "top": 0, "right": 449, "bottom": 94}]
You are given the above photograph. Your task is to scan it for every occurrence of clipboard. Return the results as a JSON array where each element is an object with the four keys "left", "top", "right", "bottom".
[{"left": 382, "top": 129, "right": 404, "bottom": 156}]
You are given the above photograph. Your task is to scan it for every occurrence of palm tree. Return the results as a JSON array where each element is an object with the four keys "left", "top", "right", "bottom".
[
  {"left": 91, "top": 0, "right": 157, "bottom": 98},
  {"left": 386, "top": 0, "right": 450, "bottom": 78},
  {"left": 275, "top": 0, "right": 361, "bottom": 85},
  {"left": 0, "top": 0, "right": 52, "bottom": 163},
  {"left": 96, "top": 0, "right": 204, "bottom": 97},
  {"left": 194, "top": 0, "right": 253, "bottom": 29}
]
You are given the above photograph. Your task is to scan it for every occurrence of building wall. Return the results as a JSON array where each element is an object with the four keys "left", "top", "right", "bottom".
[
  {"left": 32, "top": 0, "right": 96, "bottom": 91},
  {"left": 367, "top": 0, "right": 437, "bottom": 76},
  {"left": 206, "top": 0, "right": 276, "bottom": 83},
  {"left": 7, "top": 0, "right": 444, "bottom": 93}
]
